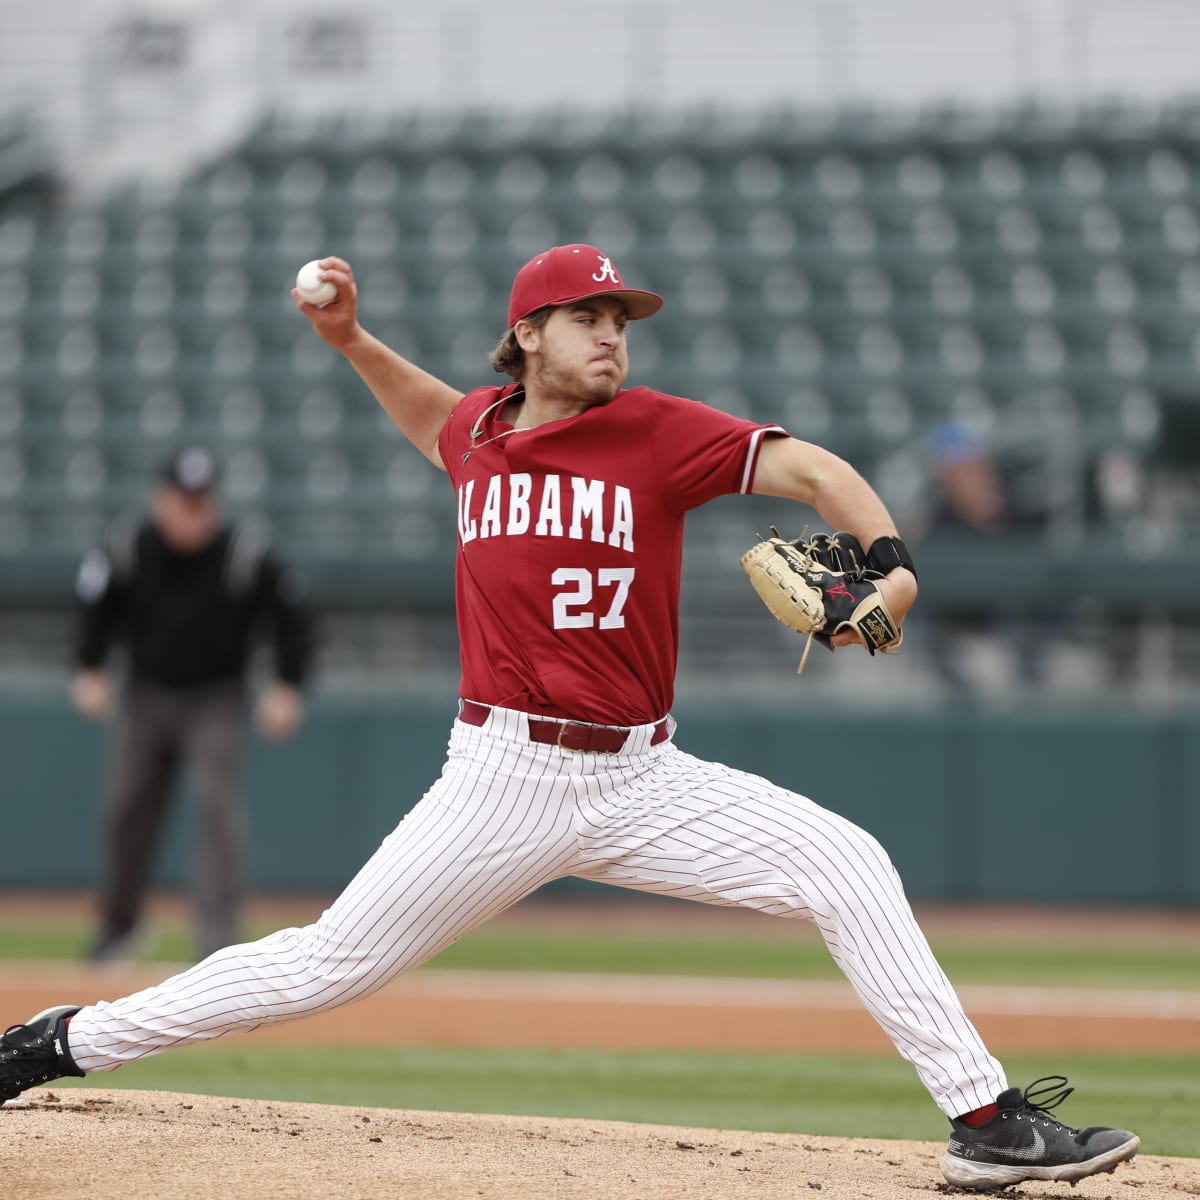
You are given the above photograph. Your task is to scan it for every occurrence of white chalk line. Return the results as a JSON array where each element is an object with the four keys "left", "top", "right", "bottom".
[{"left": 396, "top": 970, "right": 1200, "bottom": 1020}]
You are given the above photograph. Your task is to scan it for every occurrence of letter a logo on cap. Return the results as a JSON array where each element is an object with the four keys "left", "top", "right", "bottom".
[
  {"left": 592, "top": 255, "right": 621, "bottom": 284},
  {"left": 507, "top": 244, "right": 663, "bottom": 327}
]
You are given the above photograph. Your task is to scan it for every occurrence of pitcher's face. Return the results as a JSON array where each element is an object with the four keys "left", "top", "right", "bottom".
[{"left": 520, "top": 298, "right": 630, "bottom": 406}]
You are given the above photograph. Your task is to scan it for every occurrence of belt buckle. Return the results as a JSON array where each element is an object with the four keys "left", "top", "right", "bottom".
[{"left": 556, "top": 721, "right": 586, "bottom": 751}]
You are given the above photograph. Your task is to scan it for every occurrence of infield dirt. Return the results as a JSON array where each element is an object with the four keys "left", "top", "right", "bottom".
[{"left": 4, "top": 1088, "right": 1197, "bottom": 1200}]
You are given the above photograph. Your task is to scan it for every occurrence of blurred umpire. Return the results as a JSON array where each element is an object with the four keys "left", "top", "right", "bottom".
[{"left": 69, "top": 446, "right": 314, "bottom": 963}]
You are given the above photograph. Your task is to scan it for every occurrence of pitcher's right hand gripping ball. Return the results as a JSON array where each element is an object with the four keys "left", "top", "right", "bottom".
[{"left": 740, "top": 529, "right": 903, "bottom": 673}]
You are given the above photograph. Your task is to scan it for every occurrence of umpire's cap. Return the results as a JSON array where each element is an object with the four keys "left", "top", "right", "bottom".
[
  {"left": 507, "top": 244, "right": 663, "bottom": 329},
  {"left": 160, "top": 446, "right": 218, "bottom": 494}
]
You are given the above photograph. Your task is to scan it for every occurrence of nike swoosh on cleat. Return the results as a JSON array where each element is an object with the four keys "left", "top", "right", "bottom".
[{"left": 986, "top": 1126, "right": 1048, "bottom": 1163}]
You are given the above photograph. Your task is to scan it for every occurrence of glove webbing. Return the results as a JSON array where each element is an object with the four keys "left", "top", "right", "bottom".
[{"left": 768, "top": 537, "right": 819, "bottom": 675}]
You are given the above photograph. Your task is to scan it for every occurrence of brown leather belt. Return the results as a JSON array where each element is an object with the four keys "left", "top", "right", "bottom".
[{"left": 458, "top": 700, "right": 669, "bottom": 753}]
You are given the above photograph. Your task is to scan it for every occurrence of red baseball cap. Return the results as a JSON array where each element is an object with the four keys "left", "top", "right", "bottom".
[{"left": 507, "top": 244, "right": 663, "bottom": 329}]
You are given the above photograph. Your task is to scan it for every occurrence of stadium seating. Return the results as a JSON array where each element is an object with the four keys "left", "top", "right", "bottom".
[{"left": 2, "top": 99, "right": 1199, "bottom": 593}]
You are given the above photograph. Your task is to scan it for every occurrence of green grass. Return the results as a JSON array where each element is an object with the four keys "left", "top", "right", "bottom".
[
  {"left": 10, "top": 909, "right": 1195, "bottom": 1158},
  {"left": 46, "top": 1047, "right": 1200, "bottom": 1158},
  {"left": 3, "top": 920, "right": 1197, "bottom": 990},
  {"left": 433, "top": 932, "right": 1200, "bottom": 990}
]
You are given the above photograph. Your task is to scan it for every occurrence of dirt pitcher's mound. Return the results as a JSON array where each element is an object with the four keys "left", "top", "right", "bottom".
[{"left": 2, "top": 1090, "right": 1195, "bottom": 1200}]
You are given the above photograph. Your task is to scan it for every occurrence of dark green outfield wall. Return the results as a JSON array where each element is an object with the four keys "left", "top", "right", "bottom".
[{"left": 2, "top": 692, "right": 1196, "bottom": 905}]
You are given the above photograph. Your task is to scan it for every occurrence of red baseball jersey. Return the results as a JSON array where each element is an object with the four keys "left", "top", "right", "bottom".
[{"left": 439, "top": 383, "right": 786, "bottom": 725}]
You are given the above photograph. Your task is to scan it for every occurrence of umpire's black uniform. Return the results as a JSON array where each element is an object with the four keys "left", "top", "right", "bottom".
[{"left": 73, "top": 448, "right": 312, "bottom": 962}]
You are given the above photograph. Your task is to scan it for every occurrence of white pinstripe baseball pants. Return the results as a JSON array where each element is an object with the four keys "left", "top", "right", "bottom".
[{"left": 67, "top": 704, "right": 1006, "bottom": 1117}]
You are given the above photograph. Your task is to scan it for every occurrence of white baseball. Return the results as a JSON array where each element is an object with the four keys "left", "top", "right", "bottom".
[{"left": 296, "top": 260, "right": 338, "bottom": 306}]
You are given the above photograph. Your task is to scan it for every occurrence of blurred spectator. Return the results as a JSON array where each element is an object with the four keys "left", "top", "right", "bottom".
[
  {"left": 920, "top": 422, "right": 1045, "bottom": 694},
  {"left": 926, "top": 422, "right": 1009, "bottom": 535},
  {"left": 70, "top": 446, "right": 313, "bottom": 963}
]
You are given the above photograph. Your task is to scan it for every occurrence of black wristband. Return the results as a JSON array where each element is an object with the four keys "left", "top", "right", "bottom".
[{"left": 866, "top": 536, "right": 917, "bottom": 581}]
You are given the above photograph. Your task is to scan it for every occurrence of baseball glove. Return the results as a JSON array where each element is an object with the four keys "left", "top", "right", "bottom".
[{"left": 740, "top": 528, "right": 903, "bottom": 673}]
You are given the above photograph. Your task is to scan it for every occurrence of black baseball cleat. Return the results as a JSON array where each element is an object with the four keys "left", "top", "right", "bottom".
[
  {"left": 0, "top": 1006, "right": 86, "bottom": 1104},
  {"left": 941, "top": 1076, "right": 1140, "bottom": 1191}
]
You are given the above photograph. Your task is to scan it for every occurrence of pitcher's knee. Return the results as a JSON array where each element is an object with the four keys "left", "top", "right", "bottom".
[
  {"left": 295, "top": 919, "right": 428, "bottom": 999},
  {"left": 801, "top": 803, "right": 892, "bottom": 864},
  {"left": 817, "top": 822, "right": 910, "bottom": 911}
]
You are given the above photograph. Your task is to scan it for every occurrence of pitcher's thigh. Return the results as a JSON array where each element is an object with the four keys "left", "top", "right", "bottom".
[
  {"left": 312, "top": 763, "right": 581, "bottom": 973},
  {"left": 583, "top": 754, "right": 900, "bottom": 919}
]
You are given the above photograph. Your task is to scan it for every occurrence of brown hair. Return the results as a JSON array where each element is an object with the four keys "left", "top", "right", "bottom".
[{"left": 488, "top": 306, "right": 553, "bottom": 379}]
